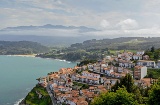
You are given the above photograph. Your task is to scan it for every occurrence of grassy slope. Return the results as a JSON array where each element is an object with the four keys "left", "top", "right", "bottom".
[{"left": 24, "top": 84, "right": 52, "bottom": 105}]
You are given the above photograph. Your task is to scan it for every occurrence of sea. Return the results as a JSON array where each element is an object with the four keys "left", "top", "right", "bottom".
[{"left": 0, "top": 55, "right": 76, "bottom": 105}]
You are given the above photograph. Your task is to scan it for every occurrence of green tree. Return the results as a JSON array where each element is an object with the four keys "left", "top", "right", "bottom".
[
  {"left": 91, "top": 87, "right": 138, "bottom": 105},
  {"left": 111, "top": 80, "right": 120, "bottom": 92},
  {"left": 148, "top": 73, "right": 153, "bottom": 84},
  {"left": 148, "top": 84, "right": 160, "bottom": 105},
  {"left": 132, "top": 85, "right": 143, "bottom": 104},
  {"left": 119, "top": 73, "right": 134, "bottom": 93},
  {"left": 151, "top": 46, "right": 155, "bottom": 53}
]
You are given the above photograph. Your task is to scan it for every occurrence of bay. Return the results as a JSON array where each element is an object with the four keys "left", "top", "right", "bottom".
[{"left": 0, "top": 55, "right": 76, "bottom": 105}]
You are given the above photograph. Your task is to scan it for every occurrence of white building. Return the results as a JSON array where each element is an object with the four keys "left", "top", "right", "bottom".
[
  {"left": 134, "top": 66, "right": 147, "bottom": 80},
  {"left": 136, "top": 51, "right": 145, "bottom": 55},
  {"left": 137, "top": 60, "right": 156, "bottom": 68}
]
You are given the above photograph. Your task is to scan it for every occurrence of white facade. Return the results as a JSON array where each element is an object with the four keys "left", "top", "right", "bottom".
[
  {"left": 137, "top": 60, "right": 156, "bottom": 68},
  {"left": 140, "top": 66, "right": 147, "bottom": 79},
  {"left": 133, "top": 55, "right": 142, "bottom": 60},
  {"left": 137, "top": 51, "right": 145, "bottom": 55},
  {"left": 134, "top": 66, "right": 147, "bottom": 79},
  {"left": 157, "top": 61, "right": 160, "bottom": 68}
]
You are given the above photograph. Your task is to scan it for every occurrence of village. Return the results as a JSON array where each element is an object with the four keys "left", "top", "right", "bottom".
[{"left": 38, "top": 50, "right": 159, "bottom": 105}]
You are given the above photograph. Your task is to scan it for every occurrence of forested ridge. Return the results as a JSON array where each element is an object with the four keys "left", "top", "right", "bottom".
[
  {"left": 37, "top": 37, "right": 160, "bottom": 61},
  {"left": 0, "top": 41, "right": 49, "bottom": 55}
]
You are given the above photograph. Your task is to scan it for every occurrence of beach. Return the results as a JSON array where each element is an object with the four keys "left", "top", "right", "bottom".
[{"left": 10, "top": 54, "right": 37, "bottom": 57}]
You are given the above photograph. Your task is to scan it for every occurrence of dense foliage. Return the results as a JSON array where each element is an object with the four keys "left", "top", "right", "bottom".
[
  {"left": 73, "top": 82, "right": 89, "bottom": 89},
  {"left": 144, "top": 46, "right": 160, "bottom": 61},
  {"left": 148, "top": 84, "right": 160, "bottom": 105},
  {"left": 77, "top": 59, "right": 97, "bottom": 66},
  {"left": 0, "top": 41, "right": 49, "bottom": 55},
  {"left": 24, "top": 84, "right": 52, "bottom": 105},
  {"left": 37, "top": 49, "right": 105, "bottom": 61},
  {"left": 145, "top": 68, "right": 160, "bottom": 79},
  {"left": 91, "top": 72, "right": 160, "bottom": 105},
  {"left": 91, "top": 87, "right": 138, "bottom": 105}
]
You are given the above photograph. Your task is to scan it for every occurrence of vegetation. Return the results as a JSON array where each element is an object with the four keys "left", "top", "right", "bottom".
[
  {"left": 145, "top": 68, "right": 160, "bottom": 79},
  {"left": 111, "top": 74, "right": 134, "bottom": 92},
  {"left": 92, "top": 74, "right": 160, "bottom": 105},
  {"left": 24, "top": 84, "right": 52, "bottom": 105},
  {"left": 91, "top": 87, "right": 138, "bottom": 105},
  {"left": 144, "top": 46, "right": 160, "bottom": 61},
  {"left": 73, "top": 82, "right": 89, "bottom": 89},
  {"left": 0, "top": 41, "right": 49, "bottom": 55},
  {"left": 148, "top": 84, "right": 160, "bottom": 105},
  {"left": 37, "top": 37, "right": 160, "bottom": 61},
  {"left": 77, "top": 59, "right": 97, "bottom": 67}
]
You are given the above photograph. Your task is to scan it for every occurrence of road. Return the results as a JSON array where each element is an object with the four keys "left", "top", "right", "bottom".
[{"left": 46, "top": 84, "right": 56, "bottom": 105}]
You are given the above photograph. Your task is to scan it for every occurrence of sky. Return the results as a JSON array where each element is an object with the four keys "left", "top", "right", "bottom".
[{"left": 1, "top": 0, "right": 160, "bottom": 38}]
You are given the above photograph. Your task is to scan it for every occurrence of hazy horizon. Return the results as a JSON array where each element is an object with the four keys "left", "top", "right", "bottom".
[{"left": 1, "top": 0, "right": 160, "bottom": 38}]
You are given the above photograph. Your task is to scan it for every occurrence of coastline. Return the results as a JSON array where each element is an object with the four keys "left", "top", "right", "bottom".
[{"left": 7, "top": 54, "right": 37, "bottom": 57}]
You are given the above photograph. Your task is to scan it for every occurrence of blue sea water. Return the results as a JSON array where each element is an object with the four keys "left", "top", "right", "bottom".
[{"left": 0, "top": 55, "right": 76, "bottom": 105}]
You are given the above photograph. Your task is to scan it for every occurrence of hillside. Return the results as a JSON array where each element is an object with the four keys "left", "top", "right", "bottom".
[
  {"left": 0, "top": 41, "right": 49, "bottom": 55},
  {"left": 70, "top": 37, "right": 160, "bottom": 50},
  {"left": 37, "top": 37, "right": 160, "bottom": 61}
]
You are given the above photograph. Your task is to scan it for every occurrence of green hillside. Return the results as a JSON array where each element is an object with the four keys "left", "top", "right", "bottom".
[{"left": 0, "top": 41, "right": 49, "bottom": 55}]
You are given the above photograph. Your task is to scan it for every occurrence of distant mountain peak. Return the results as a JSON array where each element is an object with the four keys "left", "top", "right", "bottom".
[{"left": 1, "top": 24, "right": 97, "bottom": 32}]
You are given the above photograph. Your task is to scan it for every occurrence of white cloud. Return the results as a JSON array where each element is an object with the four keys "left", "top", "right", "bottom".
[
  {"left": 100, "top": 20, "right": 110, "bottom": 29},
  {"left": 117, "top": 19, "right": 138, "bottom": 30}
]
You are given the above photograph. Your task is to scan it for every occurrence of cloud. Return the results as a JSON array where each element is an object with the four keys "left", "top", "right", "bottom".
[
  {"left": 1, "top": 0, "right": 160, "bottom": 39},
  {"left": 0, "top": 28, "right": 81, "bottom": 37},
  {"left": 100, "top": 20, "right": 110, "bottom": 29},
  {"left": 117, "top": 19, "right": 138, "bottom": 29}
]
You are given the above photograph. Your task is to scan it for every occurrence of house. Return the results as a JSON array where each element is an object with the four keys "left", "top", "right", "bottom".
[
  {"left": 137, "top": 51, "right": 145, "bottom": 55},
  {"left": 93, "top": 64, "right": 101, "bottom": 73},
  {"left": 134, "top": 78, "right": 156, "bottom": 88},
  {"left": 110, "top": 79, "right": 119, "bottom": 86},
  {"left": 104, "top": 79, "right": 111, "bottom": 90},
  {"left": 119, "top": 60, "right": 135, "bottom": 68},
  {"left": 66, "top": 98, "right": 77, "bottom": 105},
  {"left": 87, "top": 63, "right": 94, "bottom": 69},
  {"left": 53, "top": 78, "right": 65, "bottom": 86},
  {"left": 103, "top": 67, "right": 114, "bottom": 76},
  {"left": 38, "top": 77, "right": 47, "bottom": 87},
  {"left": 132, "top": 54, "right": 142, "bottom": 60},
  {"left": 77, "top": 101, "right": 88, "bottom": 105},
  {"left": 111, "top": 72, "right": 126, "bottom": 78},
  {"left": 137, "top": 60, "right": 156, "bottom": 68},
  {"left": 156, "top": 60, "right": 160, "bottom": 68},
  {"left": 100, "top": 77, "right": 107, "bottom": 84},
  {"left": 143, "top": 55, "right": 149, "bottom": 60},
  {"left": 134, "top": 66, "right": 147, "bottom": 80},
  {"left": 117, "top": 67, "right": 123, "bottom": 73}
]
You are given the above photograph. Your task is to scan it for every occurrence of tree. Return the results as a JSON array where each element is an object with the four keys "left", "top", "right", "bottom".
[
  {"left": 111, "top": 80, "right": 120, "bottom": 92},
  {"left": 157, "top": 77, "right": 160, "bottom": 85},
  {"left": 91, "top": 87, "right": 138, "bottom": 105},
  {"left": 148, "top": 73, "right": 153, "bottom": 84},
  {"left": 132, "top": 85, "right": 143, "bottom": 104},
  {"left": 119, "top": 73, "right": 134, "bottom": 93},
  {"left": 148, "top": 84, "right": 160, "bottom": 105},
  {"left": 111, "top": 73, "right": 134, "bottom": 93},
  {"left": 151, "top": 46, "right": 155, "bottom": 53}
]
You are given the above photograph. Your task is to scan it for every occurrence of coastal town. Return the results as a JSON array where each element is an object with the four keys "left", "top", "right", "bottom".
[{"left": 38, "top": 50, "right": 158, "bottom": 105}]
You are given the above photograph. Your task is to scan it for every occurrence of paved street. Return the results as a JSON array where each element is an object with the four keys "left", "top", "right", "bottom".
[{"left": 46, "top": 84, "right": 56, "bottom": 105}]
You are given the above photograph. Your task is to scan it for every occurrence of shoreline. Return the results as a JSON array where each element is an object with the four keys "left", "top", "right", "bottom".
[
  {"left": 5, "top": 54, "right": 76, "bottom": 63},
  {"left": 7, "top": 54, "right": 37, "bottom": 57}
]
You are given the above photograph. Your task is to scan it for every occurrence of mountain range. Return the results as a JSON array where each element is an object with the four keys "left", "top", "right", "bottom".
[
  {"left": 0, "top": 24, "right": 98, "bottom": 46},
  {"left": 1, "top": 24, "right": 97, "bottom": 32}
]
